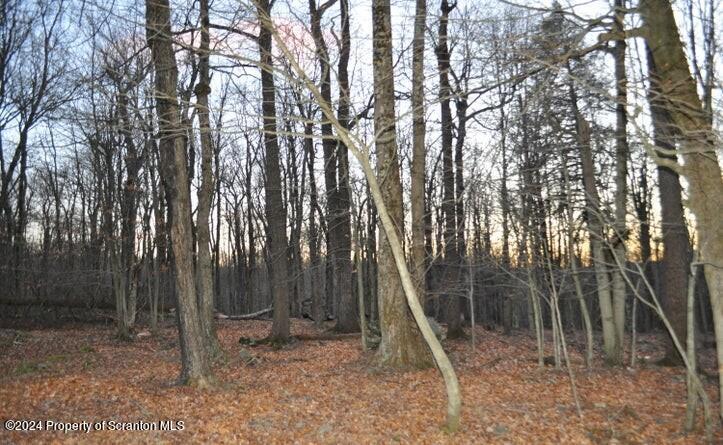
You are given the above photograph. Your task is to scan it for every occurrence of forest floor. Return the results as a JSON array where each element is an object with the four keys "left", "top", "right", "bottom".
[{"left": 0, "top": 318, "right": 720, "bottom": 444}]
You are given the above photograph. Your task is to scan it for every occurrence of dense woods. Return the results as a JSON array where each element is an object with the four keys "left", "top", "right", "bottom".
[{"left": 1, "top": 0, "right": 723, "bottom": 441}]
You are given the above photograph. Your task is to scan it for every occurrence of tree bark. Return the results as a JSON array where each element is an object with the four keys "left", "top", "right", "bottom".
[
  {"left": 372, "top": 0, "right": 432, "bottom": 368},
  {"left": 245, "top": 142, "right": 256, "bottom": 314},
  {"left": 410, "top": 0, "right": 427, "bottom": 308},
  {"left": 309, "top": 0, "right": 343, "bottom": 326},
  {"left": 436, "top": 0, "right": 463, "bottom": 339},
  {"left": 572, "top": 86, "right": 619, "bottom": 365},
  {"left": 195, "top": 0, "right": 222, "bottom": 360},
  {"left": 257, "top": 0, "right": 290, "bottom": 341},
  {"left": 499, "top": 96, "right": 512, "bottom": 335},
  {"left": 640, "top": 0, "right": 723, "bottom": 418},
  {"left": 609, "top": 0, "right": 629, "bottom": 366},
  {"left": 645, "top": 43, "right": 690, "bottom": 366},
  {"left": 304, "top": 121, "right": 324, "bottom": 325},
  {"left": 146, "top": 0, "right": 213, "bottom": 386},
  {"left": 334, "top": 0, "right": 356, "bottom": 332}
]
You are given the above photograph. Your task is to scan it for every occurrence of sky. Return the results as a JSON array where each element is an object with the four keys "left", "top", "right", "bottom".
[{"left": 4, "top": 0, "right": 721, "bottom": 257}]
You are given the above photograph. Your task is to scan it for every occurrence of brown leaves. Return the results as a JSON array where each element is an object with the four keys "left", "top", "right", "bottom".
[{"left": 0, "top": 324, "right": 719, "bottom": 444}]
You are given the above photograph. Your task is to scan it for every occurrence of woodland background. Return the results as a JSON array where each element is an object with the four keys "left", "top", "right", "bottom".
[{"left": 1, "top": 0, "right": 723, "bottom": 441}]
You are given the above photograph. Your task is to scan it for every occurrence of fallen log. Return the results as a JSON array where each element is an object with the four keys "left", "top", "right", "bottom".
[{"left": 217, "top": 307, "right": 273, "bottom": 320}]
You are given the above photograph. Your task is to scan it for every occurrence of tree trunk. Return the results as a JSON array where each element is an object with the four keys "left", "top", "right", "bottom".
[
  {"left": 334, "top": 0, "right": 356, "bottom": 332},
  {"left": 372, "top": 0, "right": 432, "bottom": 368},
  {"left": 436, "top": 0, "right": 463, "bottom": 339},
  {"left": 367, "top": 187, "right": 378, "bottom": 324},
  {"left": 561, "top": 145, "right": 593, "bottom": 368},
  {"left": 257, "top": 0, "right": 290, "bottom": 341},
  {"left": 643, "top": 43, "right": 691, "bottom": 366},
  {"left": 410, "top": 0, "right": 427, "bottom": 307},
  {"left": 454, "top": 96, "right": 467, "bottom": 260},
  {"left": 117, "top": 88, "right": 141, "bottom": 334},
  {"left": 499, "top": 98, "right": 512, "bottom": 335},
  {"left": 195, "top": 0, "right": 222, "bottom": 360},
  {"left": 454, "top": 93, "right": 468, "bottom": 329},
  {"left": 568, "top": 76, "right": 620, "bottom": 365},
  {"left": 309, "top": 0, "right": 343, "bottom": 326},
  {"left": 304, "top": 121, "right": 324, "bottom": 326},
  {"left": 245, "top": 144, "right": 256, "bottom": 314},
  {"left": 146, "top": 0, "right": 213, "bottom": 386},
  {"left": 609, "top": 0, "right": 629, "bottom": 366},
  {"left": 640, "top": 0, "right": 723, "bottom": 413}
]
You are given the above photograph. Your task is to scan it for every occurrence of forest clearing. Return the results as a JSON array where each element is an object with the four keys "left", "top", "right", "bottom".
[{"left": 0, "top": 319, "right": 720, "bottom": 444}]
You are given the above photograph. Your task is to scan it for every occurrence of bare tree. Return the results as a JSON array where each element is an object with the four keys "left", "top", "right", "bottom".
[
  {"left": 644, "top": 45, "right": 691, "bottom": 366},
  {"left": 146, "top": 0, "right": 213, "bottom": 386},
  {"left": 639, "top": 0, "right": 723, "bottom": 418},
  {"left": 609, "top": 0, "right": 630, "bottom": 366},
  {"left": 0, "top": 0, "right": 69, "bottom": 296},
  {"left": 195, "top": 0, "right": 223, "bottom": 359},
  {"left": 436, "top": 0, "right": 464, "bottom": 339},
  {"left": 257, "top": 0, "right": 290, "bottom": 341},
  {"left": 410, "top": 0, "right": 427, "bottom": 307},
  {"left": 372, "top": 0, "right": 433, "bottom": 368},
  {"left": 334, "top": 0, "right": 356, "bottom": 333},
  {"left": 268, "top": 2, "right": 461, "bottom": 428}
]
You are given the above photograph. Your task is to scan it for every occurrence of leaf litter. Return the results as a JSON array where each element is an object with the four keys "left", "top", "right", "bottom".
[{"left": 0, "top": 320, "right": 720, "bottom": 444}]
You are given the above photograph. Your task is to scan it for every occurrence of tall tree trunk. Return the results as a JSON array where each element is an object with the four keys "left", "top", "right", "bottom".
[
  {"left": 561, "top": 144, "right": 594, "bottom": 368},
  {"left": 367, "top": 186, "right": 378, "bottom": 324},
  {"left": 257, "top": 0, "right": 290, "bottom": 341},
  {"left": 149, "top": 147, "right": 166, "bottom": 331},
  {"left": 640, "top": 4, "right": 723, "bottom": 419},
  {"left": 195, "top": 0, "right": 222, "bottom": 359},
  {"left": 435, "top": 0, "right": 463, "bottom": 339},
  {"left": 304, "top": 121, "right": 324, "bottom": 325},
  {"left": 309, "top": 0, "right": 343, "bottom": 324},
  {"left": 632, "top": 159, "right": 653, "bottom": 339},
  {"left": 454, "top": 96, "right": 467, "bottom": 260},
  {"left": 410, "top": 0, "right": 427, "bottom": 306},
  {"left": 117, "top": 89, "right": 141, "bottom": 334},
  {"left": 245, "top": 144, "right": 255, "bottom": 313},
  {"left": 214, "top": 137, "right": 222, "bottom": 312},
  {"left": 499, "top": 98, "right": 513, "bottom": 334},
  {"left": 104, "top": 158, "right": 128, "bottom": 340},
  {"left": 645, "top": 44, "right": 691, "bottom": 366},
  {"left": 569, "top": 78, "right": 619, "bottom": 365},
  {"left": 146, "top": 0, "right": 213, "bottom": 386},
  {"left": 609, "top": 0, "right": 629, "bottom": 366},
  {"left": 372, "top": 0, "right": 432, "bottom": 368},
  {"left": 287, "top": 119, "right": 305, "bottom": 319},
  {"left": 334, "top": 0, "right": 356, "bottom": 332}
]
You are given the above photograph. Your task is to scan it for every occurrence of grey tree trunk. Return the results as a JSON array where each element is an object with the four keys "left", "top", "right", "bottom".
[
  {"left": 499, "top": 98, "right": 513, "bottom": 335},
  {"left": 146, "top": 0, "right": 213, "bottom": 386},
  {"left": 561, "top": 147, "right": 593, "bottom": 368},
  {"left": 303, "top": 120, "right": 324, "bottom": 326},
  {"left": 309, "top": 0, "right": 342, "bottom": 326},
  {"left": 609, "top": 0, "right": 629, "bottom": 366},
  {"left": 257, "top": 0, "right": 290, "bottom": 341},
  {"left": 410, "top": 0, "right": 427, "bottom": 305},
  {"left": 195, "top": 0, "right": 222, "bottom": 360},
  {"left": 116, "top": 88, "right": 141, "bottom": 334},
  {"left": 568, "top": 77, "right": 620, "bottom": 365},
  {"left": 245, "top": 146, "right": 256, "bottom": 314},
  {"left": 435, "top": 0, "right": 463, "bottom": 339},
  {"left": 454, "top": 95, "right": 467, "bottom": 261},
  {"left": 645, "top": 44, "right": 690, "bottom": 366},
  {"left": 334, "top": 0, "right": 356, "bottom": 332}
]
